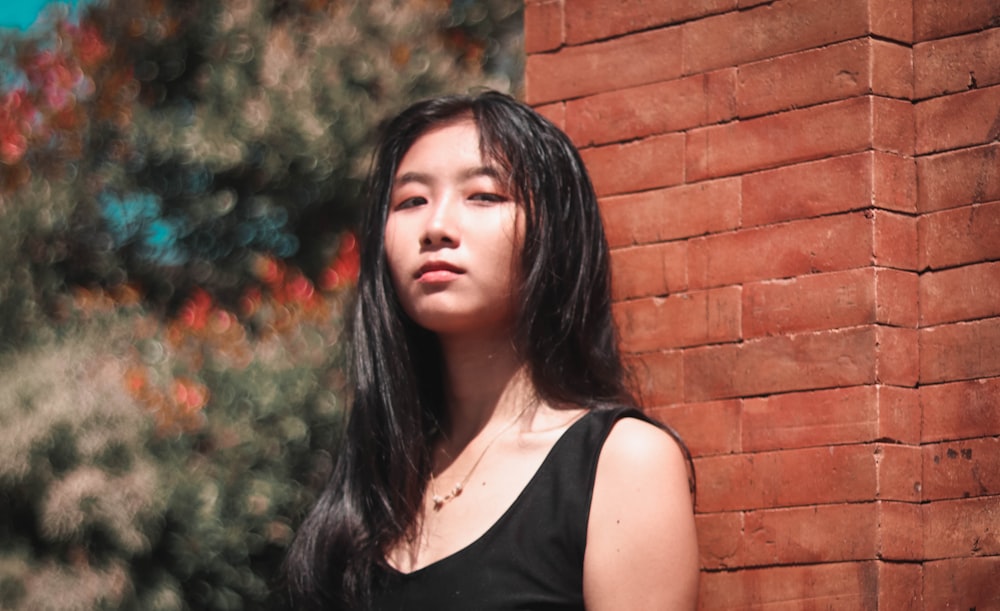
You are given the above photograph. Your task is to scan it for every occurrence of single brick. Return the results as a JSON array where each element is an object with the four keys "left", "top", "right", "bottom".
[
  {"left": 873, "top": 95, "right": 915, "bottom": 155},
  {"left": 874, "top": 39, "right": 916, "bottom": 101},
  {"left": 600, "top": 178, "right": 741, "bottom": 248},
  {"left": 923, "top": 437, "right": 1000, "bottom": 501},
  {"left": 924, "top": 556, "right": 1000, "bottom": 610},
  {"left": 565, "top": 69, "right": 737, "bottom": 147},
  {"left": 737, "top": 39, "right": 869, "bottom": 118},
  {"left": 743, "top": 385, "right": 920, "bottom": 451},
  {"left": 742, "top": 153, "right": 872, "bottom": 228},
  {"left": 876, "top": 326, "right": 919, "bottom": 387},
  {"left": 873, "top": 151, "right": 918, "bottom": 214},
  {"left": 877, "top": 501, "right": 923, "bottom": 560},
  {"left": 524, "top": 0, "right": 563, "bottom": 54},
  {"left": 610, "top": 241, "right": 687, "bottom": 301},
  {"left": 916, "top": 143, "right": 1000, "bottom": 213},
  {"left": 920, "top": 318, "right": 1000, "bottom": 385},
  {"left": 746, "top": 503, "right": 881, "bottom": 566},
  {"left": 873, "top": 209, "right": 919, "bottom": 271},
  {"left": 706, "top": 501, "right": 924, "bottom": 564},
  {"left": 703, "top": 504, "right": 880, "bottom": 569},
  {"left": 920, "top": 261, "right": 1000, "bottom": 326},
  {"left": 581, "top": 132, "right": 685, "bottom": 197},
  {"left": 876, "top": 561, "right": 922, "bottom": 609},
  {"left": 919, "top": 200, "right": 1000, "bottom": 270},
  {"left": 877, "top": 385, "right": 922, "bottom": 443},
  {"left": 684, "top": 327, "right": 877, "bottom": 402},
  {"left": 702, "top": 66, "right": 740, "bottom": 134},
  {"left": 525, "top": 26, "right": 683, "bottom": 105},
  {"left": 564, "top": 0, "right": 734, "bottom": 45},
  {"left": 687, "top": 97, "right": 892, "bottom": 182},
  {"left": 923, "top": 495, "right": 1000, "bottom": 559},
  {"left": 613, "top": 286, "right": 742, "bottom": 353},
  {"left": 742, "top": 268, "right": 877, "bottom": 338},
  {"left": 869, "top": 0, "right": 914, "bottom": 43},
  {"left": 915, "top": 84, "right": 1000, "bottom": 155},
  {"left": 649, "top": 399, "right": 742, "bottom": 456},
  {"left": 875, "top": 268, "right": 919, "bottom": 328},
  {"left": 695, "top": 444, "right": 879, "bottom": 512},
  {"left": 921, "top": 377, "right": 1000, "bottom": 442},
  {"left": 682, "top": 0, "right": 869, "bottom": 75},
  {"left": 741, "top": 150, "right": 914, "bottom": 225},
  {"left": 914, "top": 27, "right": 1000, "bottom": 99},
  {"left": 699, "top": 562, "right": 878, "bottom": 610},
  {"left": 875, "top": 443, "right": 923, "bottom": 502},
  {"left": 913, "top": 0, "right": 1000, "bottom": 42},
  {"left": 737, "top": 39, "right": 911, "bottom": 119},
  {"left": 688, "top": 212, "right": 873, "bottom": 290}
]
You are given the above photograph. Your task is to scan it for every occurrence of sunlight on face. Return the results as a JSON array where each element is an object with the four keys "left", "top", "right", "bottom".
[{"left": 384, "top": 119, "right": 524, "bottom": 338}]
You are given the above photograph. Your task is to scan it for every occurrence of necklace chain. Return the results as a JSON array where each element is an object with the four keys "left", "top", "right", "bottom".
[{"left": 430, "top": 405, "right": 530, "bottom": 511}]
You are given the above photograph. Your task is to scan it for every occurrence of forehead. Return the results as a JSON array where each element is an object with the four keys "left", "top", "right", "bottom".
[{"left": 396, "top": 119, "right": 483, "bottom": 172}]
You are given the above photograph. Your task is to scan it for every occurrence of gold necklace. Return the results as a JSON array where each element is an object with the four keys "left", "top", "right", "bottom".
[{"left": 430, "top": 405, "right": 531, "bottom": 511}]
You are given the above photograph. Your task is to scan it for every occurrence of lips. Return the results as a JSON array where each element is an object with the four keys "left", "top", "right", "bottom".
[{"left": 415, "top": 260, "right": 464, "bottom": 282}]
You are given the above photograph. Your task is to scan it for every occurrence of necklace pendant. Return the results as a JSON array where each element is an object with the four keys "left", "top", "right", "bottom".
[{"left": 429, "top": 405, "right": 529, "bottom": 512}]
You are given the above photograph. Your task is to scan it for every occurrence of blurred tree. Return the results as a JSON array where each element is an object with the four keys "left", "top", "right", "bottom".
[
  {"left": 0, "top": 282, "right": 355, "bottom": 610},
  {"left": 448, "top": 0, "right": 522, "bottom": 91},
  {"left": 0, "top": 0, "right": 522, "bottom": 609},
  {"left": 2, "top": 0, "right": 521, "bottom": 318}
]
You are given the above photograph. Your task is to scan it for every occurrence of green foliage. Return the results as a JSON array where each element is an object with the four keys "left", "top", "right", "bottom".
[
  {"left": 0, "top": 330, "right": 167, "bottom": 610},
  {"left": 0, "top": 0, "right": 522, "bottom": 608},
  {"left": 0, "top": 299, "right": 350, "bottom": 610}
]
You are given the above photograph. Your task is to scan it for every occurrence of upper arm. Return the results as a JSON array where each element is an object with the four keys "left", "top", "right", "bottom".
[{"left": 583, "top": 417, "right": 699, "bottom": 610}]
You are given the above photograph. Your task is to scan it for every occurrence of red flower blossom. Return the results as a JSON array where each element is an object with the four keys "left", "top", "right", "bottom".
[
  {"left": 68, "top": 22, "right": 111, "bottom": 68},
  {"left": 321, "top": 232, "right": 359, "bottom": 290},
  {"left": 0, "top": 90, "right": 35, "bottom": 164},
  {"left": 178, "top": 288, "right": 213, "bottom": 330},
  {"left": 254, "top": 255, "right": 284, "bottom": 286},
  {"left": 284, "top": 272, "right": 315, "bottom": 303},
  {"left": 240, "top": 286, "right": 263, "bottom": 317},
  {"left": 172, "top": 378, "right": 208, "bottom": 414}
]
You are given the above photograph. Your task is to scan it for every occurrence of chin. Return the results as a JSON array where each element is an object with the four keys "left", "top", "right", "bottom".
[{"left": 408, "top": 310, "right": 515, "bottom": 338}]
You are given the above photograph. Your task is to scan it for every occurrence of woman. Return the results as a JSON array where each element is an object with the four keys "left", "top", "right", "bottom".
[{"left": 283, "top": 91, "right": 699, "bottom": 610}]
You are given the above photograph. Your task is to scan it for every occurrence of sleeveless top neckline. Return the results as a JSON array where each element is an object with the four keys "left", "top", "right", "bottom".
[
  {"left": 370, "top": 406, "right": 652, "bottom": 611},
  {"left": 385, "top": 408, "right": 594, "bottom": 579}
]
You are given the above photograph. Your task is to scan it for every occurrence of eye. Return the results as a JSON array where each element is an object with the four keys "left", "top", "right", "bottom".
[
  {"left": 469, "top": 192, "right": 510, "bottom": 204},
  {"left": 393, "top": 196, "right": 427, "bottom": 210}
]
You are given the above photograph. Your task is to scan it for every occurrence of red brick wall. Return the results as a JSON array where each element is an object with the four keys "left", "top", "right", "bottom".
[{"left": 524, "top": 1, "right": 1000, "bottom": 608}]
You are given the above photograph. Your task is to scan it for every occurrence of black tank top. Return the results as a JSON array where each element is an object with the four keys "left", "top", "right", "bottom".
[{"left": 370, "top": 406, "right": 649, "bottom": 611}]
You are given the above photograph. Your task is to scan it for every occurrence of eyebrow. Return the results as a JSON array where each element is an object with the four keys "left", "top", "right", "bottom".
[{"left": 393, "top": 165, "right": 505, "bottom": 188}]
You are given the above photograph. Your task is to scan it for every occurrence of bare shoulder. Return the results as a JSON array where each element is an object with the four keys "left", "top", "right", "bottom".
[
  {"left": 584, "top": 415, "right": 699, "bottom": 610},
  {"left": 591, "top": 417, "right": 693, "bottom": 535},
  {"left": 600, "top": 416, "right": 689, "bottom": 474}
]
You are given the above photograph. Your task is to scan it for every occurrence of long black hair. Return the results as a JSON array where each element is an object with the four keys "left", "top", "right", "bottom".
[{"left": 282, "top": 90, "right": 636, "bottom": 610}]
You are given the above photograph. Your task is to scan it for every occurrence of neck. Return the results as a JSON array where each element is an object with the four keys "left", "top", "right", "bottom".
[{"left": 437, "top": 328, "right": 534, "bottom": 447}]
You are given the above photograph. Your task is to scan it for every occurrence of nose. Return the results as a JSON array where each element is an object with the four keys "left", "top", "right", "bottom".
[{"left": 422, "top": 195, "right": 460, "bottom": 247}]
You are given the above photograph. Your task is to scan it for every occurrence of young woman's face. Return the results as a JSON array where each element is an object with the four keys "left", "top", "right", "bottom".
[{"left": 384, "top": 119, "right": 524, "bottom": 337}]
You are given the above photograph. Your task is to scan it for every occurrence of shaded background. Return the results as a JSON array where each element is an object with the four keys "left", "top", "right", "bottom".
[{"left": 0, "top": 1, "right": 522, "bottom": 609}]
